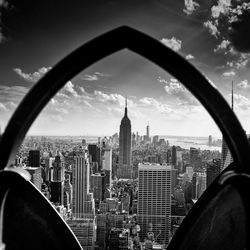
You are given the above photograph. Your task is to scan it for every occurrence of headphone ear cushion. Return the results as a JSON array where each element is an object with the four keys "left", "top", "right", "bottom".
[
  {"left": 0, "top": 170, "right": 81, "bottom": 250},
  {"left": 168, "top": 171, "right": 248, "bottom": 250}
]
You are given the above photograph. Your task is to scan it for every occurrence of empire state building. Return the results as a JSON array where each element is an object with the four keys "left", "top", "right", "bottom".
[{"left": 118, "top": 97, "right": 132, "bottom": 179}]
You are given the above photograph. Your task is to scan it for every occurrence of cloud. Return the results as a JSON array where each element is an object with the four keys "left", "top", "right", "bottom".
[
  {"left": 162, "top": 77, "right": 199, "bottom": 106},
  {"left": 160, "top": 37, "right": 182, "bottom": 52},
  {"left": 183, "top": 0, "right": 200, "bottom": 15},
  {"left": 14, "top": 67, "right": 52, "bottom": 83},
  {"left": 230, "top": 93, "right": 250, "bottom": 110},
  {"left": 157, "top": 76, "right": 168, "bottom": 84},
  {"left": 186, "top": 54, "right": 195, "bottom": 60},
  {"left": 227, "top": 53, "right": 250, "bottom": 69},
  {"left": 229, "top": 7, "right": 250, "bottom": 52},
  {"left": 0, "top": 85, "right": 29, "bottom": 117},
  {"left": 95, "top": 72, "right": 111, "bottom": 77},
  {"left": 211, "top": 0, "right": 231, "bottom": 19},
  {"left": 139, "top": 97, "right": 172, "bottom": 114},
  {"left": 0, "top": 102, "right": 7, "bottom": 111},
  {"left": 82, "top": 72, "right": 111, "bottom": 81},
  {"left": 82, "top": 74, "right": 99, "bottom": 81},
  {"left": 222, "top": 70, "right": 235, "bottom": 77},
  {"left": 237, "top": 79, "right": 249, "bottom": 89},
  {"left": 82, "top": 100, "right": 92, "bottom": 108},
  {"left": 214, "top": 39, "right": 230, "bottom": 52},
  {"left": 203, "top": 20, "right": 220, "bottom": 37},
  {"left": 0, "top": 85, "right": 29, "bottom": 104},
  {"left": 199, "top": 0, "right": 250, "bottom": 73},
  {"left": 93, "top": 91, "right": 125, "bottom": 107},
  {"left": 63, "top": 81, "right": 78, "bottom": 97}
]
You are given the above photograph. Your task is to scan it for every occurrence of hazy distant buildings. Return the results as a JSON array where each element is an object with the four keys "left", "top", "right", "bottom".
[
  {"left": 137, "top": 163, "right": 171, "bottom": 245},
  {"left": 208, "top": 135, "right": 212, "bottom": 146},
  {"left": 118, "top": 98, "right": 132, "bottom": 179},
  {"left": 146, "top": 123, "right": 150, "bottom": 142},
  {"left": 152, "top": 135, "right": 159, "bottom": 146}
]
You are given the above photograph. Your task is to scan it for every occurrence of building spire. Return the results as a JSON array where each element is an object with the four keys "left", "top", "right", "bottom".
[
  {"left": 232, "top": 81, "right": 234, "bottom": 110},
  {"left": 125, "top": 96, "right": 127, "bottom": 116}
]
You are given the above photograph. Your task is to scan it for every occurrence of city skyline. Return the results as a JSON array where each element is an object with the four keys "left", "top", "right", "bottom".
[{"left": 1, "top": 1, "right": 250, "bottom": 137}]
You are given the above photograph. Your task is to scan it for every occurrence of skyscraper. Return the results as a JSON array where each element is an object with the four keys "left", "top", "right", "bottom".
[
  {"left": 52, "top": 153, "right": 65, "bottom": 182},
  {"left": 28, "top": 150, "right": 40, "bottom": 168},
  {"left": 137, "top": 163, "right": 171, "bottom": 245},
  {"left": 146, "top": 123, "right": 150, "bottom": 142},
  {"left": 206, "top": 158, "right": 221, "bottom": 187},
  {"left": 171, "top": 146, "right": 177, "bottom": 167},
  {"left": 50, "top": 152, "right": 65, "bottom": 205},
  {"left": 221, "top": 81, "right": 234, "bottom": 171},
  {"left": 72, "top": 150, "right": 94, "bottom": 218},
  {"left": 118, "top": 97, "right": 132, "bottom": 179},
  {"left": 67, "top": 219, "right": 96, "bottom": 250},
  {"left": 208, "top": 135, "right": 212, "bottom": 146},
  {"left": 190, "top": 147, "right": 201, "bottom": 171}
]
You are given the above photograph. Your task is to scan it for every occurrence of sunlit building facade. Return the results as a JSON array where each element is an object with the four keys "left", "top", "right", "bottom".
[{"left": 72, "top": 151, "right": 95, "bottom": 218}]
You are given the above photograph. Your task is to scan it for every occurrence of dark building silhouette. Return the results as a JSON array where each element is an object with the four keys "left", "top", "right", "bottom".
[
  {"left": 50, "top": 152, "right": 65, "bottom": 205},
  {"left": 190, "top": 147, "right": 201, "bottom": 171},
  {"left": 52, "top": 153, "right": 64, "bottom": 182},
  {"left": 118, "top": 97, "right": 132, "bottom": 179},
  {"left": 88, "top": 144, "right": 101, "bottom": 169},
  {"left": 28, "top": 150, "right": 40, "bottom": 167},
  {"left": 171, "top": 146, "right": 177, "bottom": 166},
  {"left": 50, "top": 182, "right": 63, "bottom": 204},
  {"left": 192, "top": 173, "right": 197, "bottom": 199},
  {"left": 207, "top": 158, "right": 221, "bottom": 188}
]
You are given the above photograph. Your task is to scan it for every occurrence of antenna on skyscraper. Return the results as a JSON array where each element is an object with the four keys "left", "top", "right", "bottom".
[
  {"left": 124, "top": 96, "right": 128, "bottom": 116},
  {"left": 232, "top": 81, "right": 234, "bottom": 110}
]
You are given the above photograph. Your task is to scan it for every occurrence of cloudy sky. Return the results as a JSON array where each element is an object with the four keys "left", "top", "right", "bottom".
[{"left": 0, "top": 0, "right": 250, "bottom": 136}]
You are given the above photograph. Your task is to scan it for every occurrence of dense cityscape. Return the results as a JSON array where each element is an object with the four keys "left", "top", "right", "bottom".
[
  {"left": 1, "top": 0, "right": 250, "bottom": 249},
  {"left": 5, "top": 98, "right": 232, "bottom": 250}
]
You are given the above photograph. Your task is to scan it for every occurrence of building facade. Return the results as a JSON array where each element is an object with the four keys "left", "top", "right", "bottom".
[
  {"left": 72, "top": 151, "right": 94, "bottom": 218},
  {"left": 118, "top": 98, "right": 132, "bottom": 179},
  {"left": 207, "top": 158, "right": 221, "bottom": 187},
  {"left": 28, "top": 150, "right": 40, "bottom": 168},
  {"left": 137, "top": 163, "right": 171, "bottom": 245}
]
